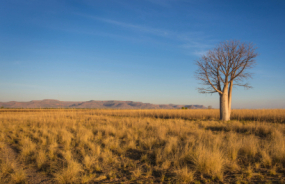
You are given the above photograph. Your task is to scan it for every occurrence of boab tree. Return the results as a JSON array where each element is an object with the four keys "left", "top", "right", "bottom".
[{"left": 195, "top": 40, "right": 257, "bottom": 121}]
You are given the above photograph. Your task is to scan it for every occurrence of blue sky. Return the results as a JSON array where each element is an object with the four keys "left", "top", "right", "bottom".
[{"left": 0, "top": 0, "right": 284, "bottom": 108}]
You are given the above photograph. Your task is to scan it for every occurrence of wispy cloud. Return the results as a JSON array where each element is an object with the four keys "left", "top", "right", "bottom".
[
  {"left": 192, "top": 50, "right": 208, "bottom": 57},
  {"left": 143, "top": 0, "right": 174, "bottom": 7},
  {"left": 181, "top": 42, "right": 213, "bottom": 49},
  {"left": 73, "top": 13, "right": 215, "bottom": 56},
  {"left": 78, "top": 14, "right": 171, "bottom": 37},
  {"left": 180, "top": 42, "right": 213, "bottom": 56},
  {"left": 251, "top": 68, "right": 283, "bottom": 79},
  {"left": 12, "top": 61, "right": 22, "bottom": 66}
]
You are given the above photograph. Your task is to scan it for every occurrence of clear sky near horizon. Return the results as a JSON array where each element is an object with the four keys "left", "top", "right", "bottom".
[{"left": 0, "top": 0, "right": 284, "bottom": 108}]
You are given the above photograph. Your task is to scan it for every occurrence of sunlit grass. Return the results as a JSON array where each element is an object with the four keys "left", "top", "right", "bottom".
[{"left": 0, "top": 109, "right": 285, "bottom": 183}]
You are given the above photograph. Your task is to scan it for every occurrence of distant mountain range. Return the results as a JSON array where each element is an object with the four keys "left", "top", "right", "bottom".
[{"left": 0, "top": 99, "right": 207, "bottom": 109}]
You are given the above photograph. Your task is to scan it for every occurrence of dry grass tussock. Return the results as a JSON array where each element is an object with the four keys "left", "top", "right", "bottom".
[
  {"left": 2, "top": 108, "right": 285, "bottom": 123},
  {"left": 0, "top": 109, "right": 285, "bottom": 183}
]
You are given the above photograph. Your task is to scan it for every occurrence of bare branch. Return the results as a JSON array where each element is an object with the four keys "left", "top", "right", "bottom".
[
  {"left": 197, "top": 88, "right": 218, "bottom": 94},
  {"left": 195, "top": 40, "right": 258, "bottom": 94},
  {"left": 233, "top": 82, "right": 252, "bottom": 89}
]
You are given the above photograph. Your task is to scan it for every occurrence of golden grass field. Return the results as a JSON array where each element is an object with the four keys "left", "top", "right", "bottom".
[{"left": 0, "top": 109, "right": 285, "bottom": 183}]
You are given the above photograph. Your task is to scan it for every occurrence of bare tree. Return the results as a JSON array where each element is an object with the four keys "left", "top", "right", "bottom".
[{"left": 195, "top": 40, "right": 257, "bottom": 121}]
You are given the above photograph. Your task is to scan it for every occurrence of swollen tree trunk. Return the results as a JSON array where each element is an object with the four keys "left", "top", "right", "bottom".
[
  {"left": 220, "top": 83, "right": 230, "bottom": 121},
  {"left": 228, "top": 82, "right": 233, "bottom": 120},
  {"left": 219, "top": 93, "right": 222, "bottom": 119}
]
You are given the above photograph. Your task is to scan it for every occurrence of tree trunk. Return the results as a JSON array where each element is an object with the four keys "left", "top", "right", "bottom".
[
  {"left": 228, "top": 82, "right": 233, "bottom": 119},
  {"left": 220, "top": 84, "right": 230, "bottom": 121},
  {"left": 219, "top": 94, "right": 222, "bottom": 119}
]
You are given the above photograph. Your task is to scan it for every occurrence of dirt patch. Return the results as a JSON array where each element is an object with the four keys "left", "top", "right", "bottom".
[{"left": 0, "top": 142, "right": 52, "bottom": 184}]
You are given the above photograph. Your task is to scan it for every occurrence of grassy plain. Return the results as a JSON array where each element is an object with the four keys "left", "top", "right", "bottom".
[{"left": 0, "top": 109, "right": 285, "bottom": 183}]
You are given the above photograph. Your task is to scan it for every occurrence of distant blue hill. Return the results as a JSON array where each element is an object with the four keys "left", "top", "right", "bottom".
[{"left": 0, "top": 99, "right": 206, "bottom": 109}]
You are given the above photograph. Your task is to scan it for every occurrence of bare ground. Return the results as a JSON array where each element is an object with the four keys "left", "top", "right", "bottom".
[{"left": 0, "top": 142, "right": 52, "bottom": 184}]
